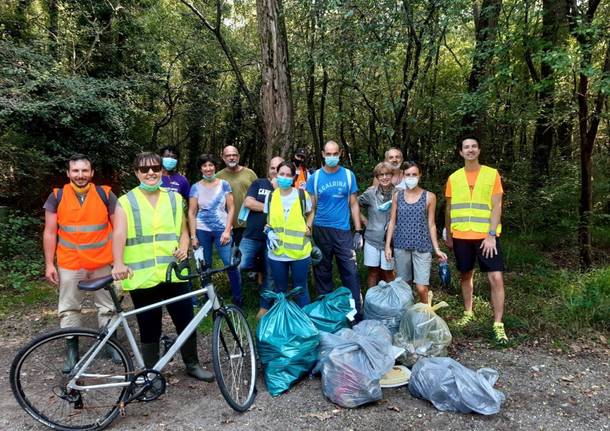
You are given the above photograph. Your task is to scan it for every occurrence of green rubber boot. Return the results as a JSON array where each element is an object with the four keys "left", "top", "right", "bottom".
[
  {"left": 181, "top": 335, "right": 214, "bottom": 382},
  {"left": 141, "top": 342, "right": 160, "bottom": 369},
  {"left": 62, "top": 337, "right": 79, "bottom": 374}
]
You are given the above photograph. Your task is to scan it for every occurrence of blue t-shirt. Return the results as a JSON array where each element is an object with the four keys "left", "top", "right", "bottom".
[
  {"left": 244, "top": 178, "right": 273, "bottom": 241},
  {"left": 189, "top": 180, "right": 232, "bottom": 232},
  {"left": 306, "top": 166, "right": 357, "bottom": 231}
]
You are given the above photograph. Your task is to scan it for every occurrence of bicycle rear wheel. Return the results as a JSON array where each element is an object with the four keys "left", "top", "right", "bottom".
[
  {"left": 10, "top": 328, "right": 133, "bottom": 431},
  {"left": 212, "top": 305, "right": 257, "bottom": 412}
]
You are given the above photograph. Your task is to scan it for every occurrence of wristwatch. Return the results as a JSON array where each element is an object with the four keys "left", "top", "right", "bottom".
[{"left": 488, "top": 230, "right": 496, "bottom": 237}]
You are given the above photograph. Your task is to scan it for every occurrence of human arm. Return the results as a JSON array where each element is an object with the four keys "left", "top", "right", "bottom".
[
  {"left": 43, "top": 210, "right": 59, "bottom": 285},
  {"left": 358, "top": 191, "right": 370, "bottom": 228},
  {"left": 427, "top": 192, "right": 447, "bottom": 261},
  {"left": 111, "top": 205, "right": 133, "bottom": 280},
  {"left": 222, "top": 192, "right": 235, "bottom": 245},
  {"left": 188, "top": 195, "right": 199, "bottom": 248},
  {"left": 480, "top": 193, "right": 502, "bottom": 258},
  {"left": 244, "top": 196, "right": 264, "bottom": 212},
  {"left": 384, "top": 194, "right": 398, "bottom": 261},
  {"left": 350, "top": 193, "right": 362, "bottom": 232},
  {"left": 444, "top": 196, "right": 453, "bottom": 250}
]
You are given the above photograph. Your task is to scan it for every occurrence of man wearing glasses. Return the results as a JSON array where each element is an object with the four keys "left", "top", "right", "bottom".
[
  {"left": 216, "top": 145, "right": 257, "bottom": 246},
  {"left": 43, "top": 154, "right": 120, "bottom": 369}
]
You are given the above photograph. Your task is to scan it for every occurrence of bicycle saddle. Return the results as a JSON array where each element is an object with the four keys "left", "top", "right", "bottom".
[{"left": 78, "top": 275, "right": 114, "bottom": 291}]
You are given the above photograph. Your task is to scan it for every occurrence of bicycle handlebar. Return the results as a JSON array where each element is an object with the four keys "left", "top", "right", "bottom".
[{"left": 165, "top": 246, "right": 242, "bottom": 283}]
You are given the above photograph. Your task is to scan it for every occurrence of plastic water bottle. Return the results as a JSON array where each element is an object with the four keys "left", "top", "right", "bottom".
[{"left": 439, "top": 261, "right": 451, "bottom": 287}]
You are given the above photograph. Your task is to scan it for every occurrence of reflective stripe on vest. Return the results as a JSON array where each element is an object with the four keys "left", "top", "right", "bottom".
[
  {"left": 449, "top": 166, "right": 502, "bottom": 234},
  {"left": 118, "top": 188, "right": 182, "bottom": 290},
  {"left": 58, "top": 234, "right": 111, "bottom": 250},
  {"left": 58, "top": 223, "right": 109, "bottom": 233},
  {"left": 268, "top": 189, "right": 312, "bottom": 260}
]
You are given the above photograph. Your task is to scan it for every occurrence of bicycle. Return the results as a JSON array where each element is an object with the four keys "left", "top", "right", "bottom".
[{"left": 10, "top": 248, "right": 257, "bottom": 431}]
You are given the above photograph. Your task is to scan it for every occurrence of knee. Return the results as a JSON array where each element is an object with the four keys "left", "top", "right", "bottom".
[
  {"left": 488, "top": 271, "right": 504, "bottom": 287},
  {"left": 460, "top": 270, "right": 474, "bottom": 283}
]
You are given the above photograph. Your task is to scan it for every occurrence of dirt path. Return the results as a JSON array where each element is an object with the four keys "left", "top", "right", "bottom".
[{"left": 1, "top": 302, "right": 608, "bottom": 431}]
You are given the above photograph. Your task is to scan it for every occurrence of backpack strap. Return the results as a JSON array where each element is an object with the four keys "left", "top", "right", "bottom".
[
  {"left": 313, "top": 169, "right": 320, "bottom": 199},
  {"left": 345, "top": 168, "right": 352, "bottom": 201},
  {"left": 54, "top": 187, "right": 63, "bottom": 205},
  {"left": 298, "top": 188, "right": 307, "bottom": 220},
  {"left": 95, "top": 185, "right": 110, "bottom": 211}
]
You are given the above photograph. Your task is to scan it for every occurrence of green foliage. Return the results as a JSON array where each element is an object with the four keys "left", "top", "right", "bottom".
[
  {"left": 0, "top": 209, "right": 44, "bottom": 291},
  {"left": 566, "top": 267, "right": 610, "bottom": 330}
]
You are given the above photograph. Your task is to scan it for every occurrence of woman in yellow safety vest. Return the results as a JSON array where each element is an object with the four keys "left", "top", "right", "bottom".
[
  {"left": 261, "top": 161, "right": 315, "bottom": 316},
  {"left": 111, "top": 152, "right": 213, "bottom": 382}
]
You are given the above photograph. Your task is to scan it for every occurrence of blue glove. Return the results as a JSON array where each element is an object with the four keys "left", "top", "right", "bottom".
[
  {"left": 352, "top": 231, "right": 363, "bottom": 251},
  {"left": 266, "top": 229, "right": 280, "bottom": 251}
]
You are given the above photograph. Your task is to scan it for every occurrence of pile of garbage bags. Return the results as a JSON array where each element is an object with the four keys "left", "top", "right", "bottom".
[
  {"left": 393, "top": 299, "right": 452, "bottom": 366},
  {"left": 409, "top": 357, "right": 505, "bottom": 415},
  {"left": 303, "top": 287, "right": 356, "bottom": 333},
  {"left": 314, "top": 320, "right": 402, "bottom": 408},
  {"left": 363, "top": 278, "right": 413, "bottom": 335},
  {"left": 257, "top": 288, "right": 320, "bottom": 397}
]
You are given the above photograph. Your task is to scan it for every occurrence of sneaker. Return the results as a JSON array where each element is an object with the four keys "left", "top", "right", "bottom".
[
  {"left": 493, "top": 322, "right": 509, "bottom": 344},
  {"left": 455, "top": 310, "right": 475, "bottom": 327}
]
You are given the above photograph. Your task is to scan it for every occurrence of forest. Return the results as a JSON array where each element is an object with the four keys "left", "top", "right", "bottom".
[{"left": 0, "top": 0, "right": 608, "bottom": 329}]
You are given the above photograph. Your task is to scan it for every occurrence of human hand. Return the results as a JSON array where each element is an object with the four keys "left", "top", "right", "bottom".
[
  {"left": 384, "top": 247, "right": 393, "bottom": 262},
  {"left": 112, "top": 263, "right": 133, "bottom": 281},
  {"left": 435, "top": 249, "right": 448, "bottom": 262},
  {"left": 480, "top": 236, "right": 497, "bottom": 259},
  {"left": 220, "top": 230, "right": 231, "bottom": 246},
  {"left": 266, "top": 229, "right": 280, "bottom": 251},
  {"left": 45, "top": 264, "right": 59, "bottom": 285},
  {"left": 173, "top": 247, "right": 188, "bottom": 261},
  {"left": 352, "top": 231, "right": 363, "bottom": 251}
]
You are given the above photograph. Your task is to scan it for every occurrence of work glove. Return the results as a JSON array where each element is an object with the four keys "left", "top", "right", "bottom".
[
  {"left": 266, "top": 228, "right": 280, "bottom": 251},
  {"left": 352, "top": 230, "right": 363, "bottom": 251}
]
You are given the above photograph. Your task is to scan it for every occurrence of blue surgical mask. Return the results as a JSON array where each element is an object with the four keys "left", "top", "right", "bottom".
[
  {"left": 404, "top": 177, "right": 419, "bottom": 189},
  {"left": 202, "top": 173, "right": 215, "bottom": 182},
  {"left": 139, "top": 179, "right": 162, "bottom": 192},
  {"left": 162, "top": 157, "right": 177, "bottom": 171},
  {"left": 324, "top": 156, "right": 340, "bottom": 167},
  {"left": 377, "top": 200, "right": 392, "bottom": 212},
  {"left": 277, "top": 176, "right": 293, "bottom": 189}
]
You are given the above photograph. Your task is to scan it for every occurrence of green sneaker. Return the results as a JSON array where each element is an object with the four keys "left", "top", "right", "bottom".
[
  {"left": 456, "top": 310, "right": 475, "bottom": 327},
  {"left": 493, "top": 322, "right": 509, "bottom": 344}
]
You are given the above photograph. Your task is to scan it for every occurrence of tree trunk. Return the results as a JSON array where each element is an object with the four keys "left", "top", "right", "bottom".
[
  {"left": 256, "top": 0, "right": 294, "bottom": 161},
  {"left": 48, "top": 0, "right": 59, "bottom": 58}
]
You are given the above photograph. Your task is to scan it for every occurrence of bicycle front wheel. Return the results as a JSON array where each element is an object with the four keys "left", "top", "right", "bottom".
[
  {"left": 212, "top": 305, "right": 257, "bottom": 412},
  {"left": 10, "top": 328, "right": 133, "bottom": 431}
]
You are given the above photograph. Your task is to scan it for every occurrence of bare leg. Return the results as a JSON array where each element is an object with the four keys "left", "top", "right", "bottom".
[
  {"left": 487, "top": 271, "right": 505, "bottom": 322},
  {"left": 367, "top": 267, "right": 381, "bottom": 288},
  {"left": 415, "top": 283, "right": 429, "bottom": 304},
  {"left": 380, "top": 269, "right": 394, "bottom": 283},
  {"left": 460, "top": 270, "right": 475, "bottom": 312}
]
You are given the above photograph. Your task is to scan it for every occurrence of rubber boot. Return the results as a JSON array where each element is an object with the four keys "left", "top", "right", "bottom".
[
  {"left": 63, "top": 337, "right": 79, "bottom": 374},
  {"left": 141, "top": 342, "right": 160, "bottom": 369},
  {"left": 181, "top": 335, "right": 214, "bottom": 382}
]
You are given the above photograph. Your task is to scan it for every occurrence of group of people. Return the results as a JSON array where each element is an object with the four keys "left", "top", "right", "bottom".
[{"left": 42, "top": 136, "right": 508, "bottom": 383}]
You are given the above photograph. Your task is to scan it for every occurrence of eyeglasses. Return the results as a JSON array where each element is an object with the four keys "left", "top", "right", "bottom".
[
  {"left": 137, "top": 165, "right": 162, "bottom": 174},
  {"left": 377, "top": 173, "right": 392, "bottom": 178}
]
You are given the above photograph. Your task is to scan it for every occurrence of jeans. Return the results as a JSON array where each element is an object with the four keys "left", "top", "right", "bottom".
[
  {"left": 196, "top": 229, "right": 242, "bottom": 307},
  {"left": 264, "top": 257, "right": 311, "bottom": 309},
  {"left": 239, "top": 237, "right": 273, "bottom": 292},
  {"left": 312, "top": 226, "right": 362, "bottom": 314}
]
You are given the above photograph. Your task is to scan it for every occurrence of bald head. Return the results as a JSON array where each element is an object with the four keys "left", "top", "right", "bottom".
[
  {"left": 221, "top": 145, "right": 240, "bottom": 170},
  {"left": 323, "top": 140, "right": 340, "bottom": 154},
  {"left": 268, "top": 156, "right": 284, "bottom": 179}
]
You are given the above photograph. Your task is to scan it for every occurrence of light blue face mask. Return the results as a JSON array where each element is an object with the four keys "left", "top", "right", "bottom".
[
  {"left": 324, "top": 156, "right": 340, "bottom": 167},
  {"left": 139, "top": 179, "right": 162, "bottom": 192},
  {"left": 377, "top": 200, "right": 392, "bottom": 212},
  {"left": 202, "top": 173, "right": 216, "bottom": 182},
  {"left": 277, "top": 176, "right": 293, "bottom": 189},
  {"left": 162, "top": 157, "right": 177, "bottom": 171}
]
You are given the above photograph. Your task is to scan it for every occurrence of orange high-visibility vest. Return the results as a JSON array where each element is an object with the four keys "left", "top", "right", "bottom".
[{"left": 55, "top": 184, "right": 113, "bottom": 270}]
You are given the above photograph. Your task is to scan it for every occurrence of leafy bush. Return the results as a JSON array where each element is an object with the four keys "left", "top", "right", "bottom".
[
  {"left": 566, "top": 267, "right": 610, "bottom": 330},
  {"left": 0, "top": 209, "right": 44, "bottom": 290}
]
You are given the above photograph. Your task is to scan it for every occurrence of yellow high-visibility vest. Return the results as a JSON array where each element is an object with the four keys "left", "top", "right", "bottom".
[
  {"left": 268, "top": 189, "right": 312, "bottom": 260},
  {"left": 449, "top": 166, "right": 502, "bottom": 234},
  {"left": 118, "top": 188, "right": 182, "bottom": 290}
]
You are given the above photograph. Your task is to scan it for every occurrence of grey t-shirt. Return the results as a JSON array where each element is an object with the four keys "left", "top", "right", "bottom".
[
  {"left": 358, "top": 186, "right": 394, "bottom": 250},
  {"left": 43, "top": 187, "right": 118, "bottom": 215}
]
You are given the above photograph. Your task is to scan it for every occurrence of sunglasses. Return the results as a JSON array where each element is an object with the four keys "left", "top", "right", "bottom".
[{"left": 137, "top": 165, "right": 162, "bottom": 174}]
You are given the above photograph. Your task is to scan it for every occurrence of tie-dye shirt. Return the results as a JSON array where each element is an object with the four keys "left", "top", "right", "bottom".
[{"left": 189, "top": 180, "right": 233, "bottom": 232}]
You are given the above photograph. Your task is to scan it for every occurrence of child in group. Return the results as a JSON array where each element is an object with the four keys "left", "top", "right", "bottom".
[{"left": 384, "top": 162, "right": 447, "bottom": 302}]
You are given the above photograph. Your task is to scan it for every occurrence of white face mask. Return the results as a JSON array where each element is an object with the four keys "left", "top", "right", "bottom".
[{"left": 404, "top": 177, "right": 419, "bottom": 189}]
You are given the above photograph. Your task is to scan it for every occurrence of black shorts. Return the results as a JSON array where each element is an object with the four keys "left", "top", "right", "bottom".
[{"left": 453, "top": 237, "right": 505, "bottom": 273}]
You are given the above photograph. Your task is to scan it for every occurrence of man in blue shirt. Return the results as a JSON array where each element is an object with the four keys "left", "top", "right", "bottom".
[
  {"left": 306, "top": 141, "right": 364, "bottom": 317},
  {"left": 159, "top": 146, "right": 190, "bottom": 201}
]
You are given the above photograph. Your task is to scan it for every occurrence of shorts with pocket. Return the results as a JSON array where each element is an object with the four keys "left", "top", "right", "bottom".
[
  {"left": 394, "top": 248, "right": 432, "bottom": 285},
  {"left": 363, "top": 241, "right": 394, "bottom": 270}
]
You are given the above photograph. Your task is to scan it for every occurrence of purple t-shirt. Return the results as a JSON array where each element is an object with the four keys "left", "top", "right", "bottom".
[{"left": 161, "top": 173, "right": 190, "bottom": 201}]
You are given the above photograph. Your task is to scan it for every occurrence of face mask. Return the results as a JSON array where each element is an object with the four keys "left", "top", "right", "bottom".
[
  {"left": 324, "top": 156, "right": 340, "bottom": 167},
  {"left": 202, "top": 173, "right": 215, "bottom": 182},
  {"left": 377, "top": 200, "right": 392, "bottom": 212},
  {"left": 162, "top": 157, "right": 177, "bottom": 171},
  {"left": 277, "top": 176, "right": 293, "bottom": 189},
  {"left": 404, "top": 177, "right": 419, "bottom": 189},
  {"left": 293, "top": 158, "right": 302, "bottom": 166},
  {"left": 139, "top": 179, "right": 162, "bottom": 192},
  {"left": 226, "top": 161, "right": 238, "bottom": 168}
]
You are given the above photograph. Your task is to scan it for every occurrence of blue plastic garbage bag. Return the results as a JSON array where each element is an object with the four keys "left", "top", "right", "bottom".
[
  {"left": 257, "top": 288, "right": 320, "bottom": 396},
  {"left": 409, "top": 357, "right": 505, "bottom": 415},
  {"left": 314, "top": 320, "right": 397, "bottom": 408},
  {"left": 302, "top": 287, "right": 356, "bottom": 333},
  {"left": 364, "top": 278, "right": 414, "bottom": 335}
]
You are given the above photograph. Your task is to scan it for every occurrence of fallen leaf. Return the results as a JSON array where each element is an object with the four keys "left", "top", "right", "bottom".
[
  {"left": 560, "top": 375, "right": 574, "bottom": 382},
  {"left": 387, "top": 406, "right": 401, "bottom": 412}
]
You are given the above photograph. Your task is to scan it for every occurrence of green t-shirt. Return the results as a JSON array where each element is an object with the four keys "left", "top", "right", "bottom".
[{"left": 216, "top": 166, "right": 257, "bottom": 227}]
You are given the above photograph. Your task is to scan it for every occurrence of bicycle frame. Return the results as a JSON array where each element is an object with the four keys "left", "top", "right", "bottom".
[{"left": 67, "top": 281, "right": 221, "bottom": 392}]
